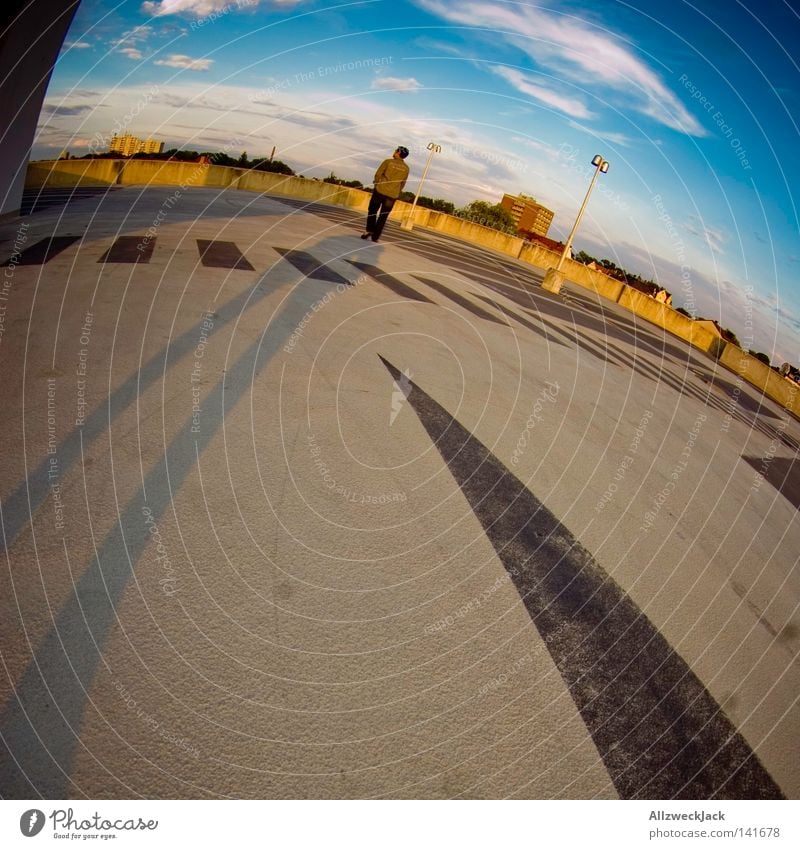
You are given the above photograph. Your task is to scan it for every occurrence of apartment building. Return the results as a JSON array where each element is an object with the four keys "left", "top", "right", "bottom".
[
  {"left": 500, "top": 193, "right": 554, "bottom": 237},
  {"left": 109, "top": 134, "right": 165, "bottom": 156}
]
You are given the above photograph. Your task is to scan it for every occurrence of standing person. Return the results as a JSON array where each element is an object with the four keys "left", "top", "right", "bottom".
[{"left": 361, "top": 146, "right": 410, "bottom": 243}]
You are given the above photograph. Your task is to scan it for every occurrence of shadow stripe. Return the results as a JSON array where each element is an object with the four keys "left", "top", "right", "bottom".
[
  {"left": 2, "top": 236, "right": 81, "bottom": 266},
  {"left": 345, "top": 260, "right": 434, "bottom": 304},
  {"left": 0, "top": 282, "right": 315, "bottom": 798},
  {"left": 533, "top": 313, "right": 629, "bottom": 367},
  {"left": 742, "top": 455, "right": 800, "bottom": 511},
  {"left": 474, "top": 295, "right": 568, "bottom": 347},
  {"left": 274, "top": 247, "right": 351, "bottom": 286},
  {"left": 1, "top": 277, "right": 277, "bottom": 555},
  {"left": 197, "top": 240, "right": 254, "bottom": 271},
  {"left": 379, "top": 355, "right": 783, "bottom": 800},
  {"left": 411, "top": 276, "right": 508, "bottom": 326},
  {"left": 97, "top": 236, "right": 154, "bottom": 264}
]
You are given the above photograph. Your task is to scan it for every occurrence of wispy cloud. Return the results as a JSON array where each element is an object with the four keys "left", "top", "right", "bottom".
[
  {"left": 413, "top": 36, "right": 476, "bottom": 58},
  {"left": 64, "top": 41, "right": 92, "bottom": 49},
  {"left": 115, "top": 24, "right": 155, "bottom": 46},
  {"left": 371, "top": 76, "right": 422, "bottom": 92},
  {"left": 414, "top": 0, "right": 706, "bottom": 135},
  {"left": 509, "top": 135, "right": 562, "bottom": 157},
  {"left": 492, "top": 66, "right": 593, "bottom": 119},
  {"left": 142, "top": 0, "right": 301, "bottom": 16},
  {"left": 112, "top": 24, "right": 154, "bottom": 59},
  {"left": 154, "top": 54, "right": 214, "bottom": 70},
  {"left": 684, "top": 215, "right": 728, "bottom": 254},
  {"left": 41, "top": 104, "right": 94, "bottom": 117},
  {"left": 566, "top": 119, "right": 634, "bottom": 147}
]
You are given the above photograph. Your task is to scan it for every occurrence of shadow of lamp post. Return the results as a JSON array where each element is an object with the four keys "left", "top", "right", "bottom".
[
  {"left": 401, "top": 142, "right": 442, "bottom": 231},
  {"left": 542, "top": 153, "right": 609, "bottom": 294}
]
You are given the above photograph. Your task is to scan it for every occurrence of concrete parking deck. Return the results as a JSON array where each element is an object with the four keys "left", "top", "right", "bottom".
[{"left": 0, "top": 186, "right": 798, "bottom": 799}]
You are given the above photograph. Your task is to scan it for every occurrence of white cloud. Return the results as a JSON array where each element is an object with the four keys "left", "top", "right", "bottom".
[
  {"left": 566, "top": 119, "right": 634, "bottom": 148},
  {"left": 414, "top": 0, "right": 707, "bottom": 136},
  {"left": 111, "top": 25, "right": 154, "bottom": 58},
  {"left": 115, "top": 25, "right": 155, "bottom": 46},
  {"left": 510, "top": 136, "right": 558, "bottom": 154},
  {"left": 684, "top": 216, "right": 728, "bottom": 254},
  {"left": 492, "top": 66, "right": 593, "bottom": 119},
  {"left": 154, "top": 54, "right": 214, "bottom": 70},
  {"left": 65, "top": 41, "right": 92, "bottom": 49},
  {"left": 371, "top": 76, "right": 422, "bottom": 92},
  {"left": 142, "top": 0, "right": 299, "bottom": 16}
]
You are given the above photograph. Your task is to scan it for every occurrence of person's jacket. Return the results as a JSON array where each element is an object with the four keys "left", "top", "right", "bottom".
[{"left": 373, "top": 157, "right": 409, "bottom": 199}]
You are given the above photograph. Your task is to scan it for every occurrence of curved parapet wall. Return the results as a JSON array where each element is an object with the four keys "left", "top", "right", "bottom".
[{"left": 25, "top": 158, "right": 800, "bottom": 417}]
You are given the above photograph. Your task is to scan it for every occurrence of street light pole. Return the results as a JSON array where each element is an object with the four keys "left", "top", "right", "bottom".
[
  {"left": 401, "top": 142, "right": 441, "bottom": 231},
  {"left": 543, "top": 153, "right": 610, "bottom": 293}
]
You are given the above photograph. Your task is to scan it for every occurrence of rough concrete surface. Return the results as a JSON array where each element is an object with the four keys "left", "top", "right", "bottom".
[{"left": 0, "top": 187, "right": 797, "bottom": 799}]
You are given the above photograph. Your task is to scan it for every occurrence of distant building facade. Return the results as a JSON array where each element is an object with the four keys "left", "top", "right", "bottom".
[
  {"left": 500, "top": 193, "right": 554, "bottom": 237},
  {"left": 109, "top": 133, "right": 164, "bottom": 156}
]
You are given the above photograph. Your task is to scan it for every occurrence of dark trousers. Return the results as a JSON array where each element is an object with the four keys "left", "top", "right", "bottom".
[{"left": 366, "top": 190, "right": 395, "bottom": 240}]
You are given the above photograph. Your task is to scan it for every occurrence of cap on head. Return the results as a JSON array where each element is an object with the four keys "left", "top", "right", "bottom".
[{"left": 396, "top": 146, "right": 409, "bottom": 159}]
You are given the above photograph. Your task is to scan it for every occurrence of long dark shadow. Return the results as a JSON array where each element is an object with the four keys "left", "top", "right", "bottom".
[
  {"left": 1, "top": 265, "right": 278, "bottom": 555},
  {"left": 0, "top": 280, "right": 320, "bottom": 798},
  {"left": 379, "top": 355, "right": 783, "bottom": 800}
]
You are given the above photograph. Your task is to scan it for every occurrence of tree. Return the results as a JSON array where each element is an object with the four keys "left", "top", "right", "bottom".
[
  {"left": 207, "top": 151, "right": 237, "bottom": 166},
  {"left": 399, "top": 192, "right": 455, "bottom": 214},
  {"left": 251, "top": 157, "right": 295, "bottom": 175},
  {"left": 721, "top": 327, "right": 741, "bottom": 347},
  {"left": 676, "top": 307, "right": 693, "bottom": 317},
  {"left": 238, "top": 151, "right": 249, "bottom": 166},
  {"left": 166, "top": 149, "right": 200, "bottom": 161},
  {"left": 419, "top": 196, "right": 454, "bottom": 214},
  {"left": 749, "top": 350, "right": 771, "bottom": 366},
  {"left": 81, "top": 151, "right": 125, "bottom": 159},
  {"left": 455, "top": 200, "right": 516, "bottom": 233},
  {"left": 322, "top": 172, "right": 364, "bottom": 189}
]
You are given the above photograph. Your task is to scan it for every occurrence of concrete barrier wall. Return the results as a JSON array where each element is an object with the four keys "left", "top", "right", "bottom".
[
  {"left": 617, "top": 287, "right": 725, "bottom": 356},
  {"left": 25, "top": 158, "right": 798, "bottom": 415},
  {"left": 518, "top": 242, "right": 628, "bottom": 302},
  {"left": 27, "top": 159, "right": 124, "bottom": 187},
  {"left": 718, "top": 345, "right": 800, "bottom": 417},
  {"left": 235, "top": 168, "right": 371, "bottom": 209},
  {"left": 395, "top": 202, "right": 526, "bottom": 254}
]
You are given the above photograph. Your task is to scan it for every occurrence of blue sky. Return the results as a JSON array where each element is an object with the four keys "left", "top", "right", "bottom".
[{"left": 39, "top": 0, "right": 800, "bottom": 362}]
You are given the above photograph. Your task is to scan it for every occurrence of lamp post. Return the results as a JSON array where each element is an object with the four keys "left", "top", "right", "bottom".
[
  {"left": 401, "top": 141, "right": 441, "bottom": 231},
  {"left": 542, "top": 153, "right": 609, "bottom": 294}
]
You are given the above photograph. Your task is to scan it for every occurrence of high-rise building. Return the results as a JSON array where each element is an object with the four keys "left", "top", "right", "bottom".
[
  {"left": 139, "top": 137, "right": 164, "bottom": 154},
  {"left": 109, "top": 133, "right": 164, "bottom": 156},
  {"left": 500, "top": 193, "right": 554, "bottom": 237}
]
